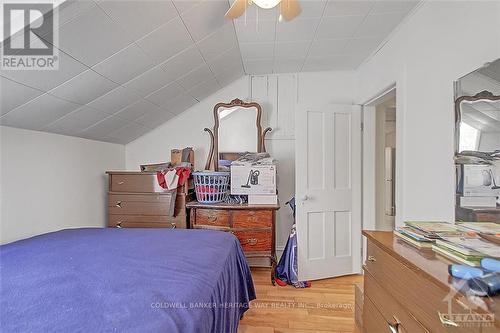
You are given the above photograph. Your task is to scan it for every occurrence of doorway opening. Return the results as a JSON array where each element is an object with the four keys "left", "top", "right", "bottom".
[
  {"left": 374, "top": 97, "right": 397, "bottom": 230},
  {"left": 362, "top": 86, "right": 398, "bottom": 233}
]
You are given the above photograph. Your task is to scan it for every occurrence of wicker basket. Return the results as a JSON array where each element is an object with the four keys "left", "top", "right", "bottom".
[{"left": 192, "top": 171, "right": 230, "bottom": 204}]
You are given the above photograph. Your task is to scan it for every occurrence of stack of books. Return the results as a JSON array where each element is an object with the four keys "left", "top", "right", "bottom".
[
  {"left": 433, "top": 236, "right": 499, "bottom": 266},
  {"left": 394, "top": 221, "right": 500, "bottom": 266}
]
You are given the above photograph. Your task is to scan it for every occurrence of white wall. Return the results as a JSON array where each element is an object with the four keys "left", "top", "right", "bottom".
[
  {"left": 357, "top": 1, "right": 500, "bottom": 226},
  {"left": 0, "top": 126, "right": 124, "bottom": 244},
  {"left": 126, "top": 71, "right": 357, "bottom": 253}
]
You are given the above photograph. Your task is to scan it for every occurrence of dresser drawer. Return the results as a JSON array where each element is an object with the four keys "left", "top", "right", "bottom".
[
  {"left": 108, "top": 200, "right": 174, "bottom": 216},
  {"left": 109, "top": 173, "right": 168, "bottom": 193},
  {"left": 109, "top": 214, "right": 186, "bottom": 229},
  {"left": 364, "top": 270, "right": 427, "bottom": 333},
  {"left": 365, "top": 241, "right": 482, "bottom": 333},
  {"left": 363, "top": 296, "right": 397, "bottom": 333},
  {"left": 233, "top": 230, "right": 271, "bottom": 253},
  {"left": 194, "top": 209, "right": 230, "bottom": 228},
  {"left": 232, "top": 210, "right": 272, "bottom": 229}
]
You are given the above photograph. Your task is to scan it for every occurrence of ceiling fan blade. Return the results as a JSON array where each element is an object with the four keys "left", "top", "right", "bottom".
[
  {"left": 280, "top": 0, "right": 301, "bottom": 21},
  {"left": 225, "top": 0, "right": 249, "bottom": 19}
]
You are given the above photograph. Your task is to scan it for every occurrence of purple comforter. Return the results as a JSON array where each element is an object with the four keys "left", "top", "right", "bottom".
[{"left": 0, "top": 228, "right": 255, "bottom": 332}]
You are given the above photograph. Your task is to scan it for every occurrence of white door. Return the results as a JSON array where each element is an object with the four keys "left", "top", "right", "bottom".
[{"left": 296, "top": 104, "right": 362, "bottom": 281}]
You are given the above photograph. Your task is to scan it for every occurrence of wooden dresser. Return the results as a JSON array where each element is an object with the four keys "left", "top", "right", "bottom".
[
  {"left": 106, "top": 171, "right": 191, "bottom": 229},
  {"left": 362, "top": 231, "right": 499, "bottom": 333},
  {"left": 186, "top": 201, "right": 279, "bottom": 284}
]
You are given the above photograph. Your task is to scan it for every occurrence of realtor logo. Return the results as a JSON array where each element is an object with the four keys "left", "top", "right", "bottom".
[{"left": 2, "top": 2, "right": 58, "bottom": 70}]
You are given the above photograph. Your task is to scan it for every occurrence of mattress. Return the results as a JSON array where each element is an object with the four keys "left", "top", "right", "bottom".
[{"left": 0, "top": 228, "right": 256, "bottom": 332}]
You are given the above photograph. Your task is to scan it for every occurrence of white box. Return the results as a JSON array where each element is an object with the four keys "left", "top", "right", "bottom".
[
  {"left": 231, "top": 165, "right": 277, "bottom": 195},
  {"left": 459, "top": 165, "right": 500, "bottom": 197},
  {"left": 248, "top": 194, "right": 278, "bottom": 205},
  {"left": 460, "top": 196, "right": 497, "bottom": 208}
]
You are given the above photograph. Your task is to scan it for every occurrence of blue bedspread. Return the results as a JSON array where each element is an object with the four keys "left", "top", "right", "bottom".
[{"left": 0, "top": 228, "right": 255, "bottom": 332}]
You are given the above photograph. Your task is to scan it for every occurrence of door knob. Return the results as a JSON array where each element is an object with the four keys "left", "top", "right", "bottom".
[{"left": 301, "top": 195, "right": 309, "bottom": 201}]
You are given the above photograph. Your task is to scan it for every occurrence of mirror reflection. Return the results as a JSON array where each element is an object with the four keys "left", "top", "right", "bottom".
[
  {"left": 218, "top": 106, "right": 259, "bottom": 153},
  {"left": 454, "top": 58, "right": 500, "bottom": 222}
]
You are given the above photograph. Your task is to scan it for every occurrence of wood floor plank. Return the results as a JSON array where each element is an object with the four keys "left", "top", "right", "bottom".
[{"left": 238, "top": 268, "right": 363, "bottom": 333}]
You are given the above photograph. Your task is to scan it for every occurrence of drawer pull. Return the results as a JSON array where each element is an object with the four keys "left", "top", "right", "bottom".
[
  {"left": 247, "top": 238, "right": 258, "bottom": 246},
  {"left": 368, "top": 255, "right": 376, "bottom": 262},
  {"left": 115, "top": 201, "right": 122, "bottom": 208},
  {"left": 388, "top": 316, "right": 401, "bottom": 333},
  {"left": 116, "top": 221, "right": 122, "bottom": 228},
  {"left": 438, "top": 312, "right": 459, "bottom": 327},
  {"left": 208, "top": 215, "right": 218, "bottom": 223},
  {"left": 170, "top": 222, "right": 176, "bottom": 229},
  {"left": 117, "top": 181, "right": 125, "bottom": 185}
]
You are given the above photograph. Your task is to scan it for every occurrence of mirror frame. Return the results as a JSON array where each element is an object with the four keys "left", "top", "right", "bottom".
[
  {"left": 204, "top": 98, "right": 272, "bottom": 171},
  {"left": 454, "top": 90, "right": 500, "bottom": 154}
]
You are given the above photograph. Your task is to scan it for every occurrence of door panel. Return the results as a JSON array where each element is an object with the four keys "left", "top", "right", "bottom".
[{"left": 296, "top": 104, "right": 361, "bottom": 281}]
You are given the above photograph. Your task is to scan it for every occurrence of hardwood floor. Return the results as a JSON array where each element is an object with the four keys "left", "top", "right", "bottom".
[{"left": 239, "top": 268, "right": 363, "bottom": 333}]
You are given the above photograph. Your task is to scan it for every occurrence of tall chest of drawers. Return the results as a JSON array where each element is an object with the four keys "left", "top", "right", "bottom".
[
  {"left": 362, "top": 231, "right": 499, "bottom": 333},
  {"left": 186, "top": 201, "right": 279, "bottom": 284},
  {"left": 106, "top": 171, "right": 191, "bottom": 229}
]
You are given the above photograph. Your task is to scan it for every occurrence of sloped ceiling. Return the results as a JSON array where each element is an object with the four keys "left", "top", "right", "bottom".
[{"left": 0, "top": 0, "right": 418, "bottom": 144}]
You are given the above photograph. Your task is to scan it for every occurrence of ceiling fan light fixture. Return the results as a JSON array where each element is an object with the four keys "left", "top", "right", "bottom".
[{"left": 253, "top": 0, "right": 281, "bottom": 9}]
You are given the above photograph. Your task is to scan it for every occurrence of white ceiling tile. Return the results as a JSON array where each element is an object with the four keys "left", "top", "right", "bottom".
[
  {"left": 275, "top": 41, "right": 310, "bottom": 58},
  {"left": 273, "top": 58, "right": 304, "bottom": 73},
  {"left": 79, "top": 115, "right": 130, "bottom": 139},
  {"left": 181, "top": 0, "right": 229, "bottom": 41},
  {"left": 177, "top": 65, "right": 214, "bottom": 90},
  {"left": 45, "top": 105, "right": 111, "bottom": 135},
  {"left": 160, "top": 46, "right": 205, "bottom": 82},
  {"left": 1, "top": 50, "right": 87, "bottom": 91},
  {"left": 87, "top": 86, "right": 141, "bottom": 113},
  {"left": 302, "top": 54, "right": 363, "bottom": 71},
  {"left": 298, "top": 0, "right": 327, "bottom": 18},
  {"left": 57, "top": 6, "right": 133, "bottom": 66},
  {"left": 136, "top": 17, "right": 193, "bottom": 63},
  {"left": 58, "top": 0, "right": 97, "bottom": 27},
  {"left": 188, "top": 78, "right": 220, "bottom": 101},
  {"left": 323, "top": 0, "right": 372, "bottom": 17},
  {"left": 197, "top": 23, "right": 238, "bottom": 61},
  {"left": 92, "top": 44, "right": 155, "bottom": 84},
  {"left": 135, "top": 109, "right": 176, "bottom": 128},
  {"left": 124, "top": 65, "right": 176, "bottom": 97},
  {"left": 316, "top": 15, "right": 365, "bottom": 39},
  {"left": 244, "top": 59, "right": 274, "bottom": 74},
  {"left": 0, "top": 77, "right": 43, "bottom": 115},
  {"left": 98, "top": 0, "right": 178, "bottom": 41},
  {"left": 235, "top": 19, "right": 276, "bottom": 43},
  {"left": 239, "top": 43, "right": 274, "bottom": 60},
  {"left": 371, "top": 1, "right": 419, "bottom": 14},
  {"left": 172, "top": 0, "right": 201, "bottom": 14},
  {"left": 308, "top": 38, "right": 349, "bottom": 56},
  {"left": 0, "top": 94, "right": 80, "bottom": 130},
  {"left": 167, "top": 93, "right": 197, "bottom": 114},
  {"left": 215, "top": 66, "right": 245, "bottom": 87},
  {"left": 355, "top": 12, "right": 407, "bottom": 38},
  {"left": 106, "top": 122, "right": 152, "bottom": 144},
  {"left": 49, "top": 70, "right": 117, "bottom": 104},
  {"left": 276, "top": 18, "right": 320, "bottom": 42},
  {"left": 208, "top": 47, "right": 243, "bottom": 76},
  {"left": 343, "top": 36, "right": 385, "bottom": 55},
  {"left": 113, "top": 99, "right": 158, "bottom": 121},
  {"left": 145, "top": 83, "right": 186, "bottom": 106}
]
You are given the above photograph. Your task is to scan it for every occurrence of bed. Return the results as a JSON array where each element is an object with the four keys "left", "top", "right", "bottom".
[{"left": 0, "top": 228, "right": 256, "bottom": 332}]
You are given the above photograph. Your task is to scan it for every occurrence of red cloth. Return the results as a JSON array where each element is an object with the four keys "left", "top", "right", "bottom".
[{"left": 176, "top": 167, "right": 191, "bottom": 186}]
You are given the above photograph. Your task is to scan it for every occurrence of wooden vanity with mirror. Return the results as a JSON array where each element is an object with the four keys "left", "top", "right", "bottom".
[{"left": 186, "top": 98, "right": 279, "bottom": 284}]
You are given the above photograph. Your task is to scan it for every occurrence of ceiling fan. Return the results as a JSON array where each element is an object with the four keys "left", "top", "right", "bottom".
[{"left": 225, "top": 0, "right": 302, "bottom": 21}]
